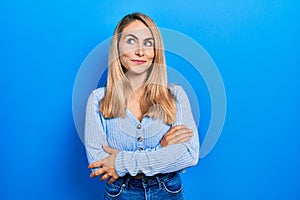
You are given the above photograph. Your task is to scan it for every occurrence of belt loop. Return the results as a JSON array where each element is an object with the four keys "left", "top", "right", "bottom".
[{"left": 155, "top": 175, "right": 162, "bottom": 189}]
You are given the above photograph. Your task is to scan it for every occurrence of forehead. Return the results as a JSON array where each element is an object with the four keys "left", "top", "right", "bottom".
[{"left": 121, "top": 20, "right": 153, "bottom": 38}]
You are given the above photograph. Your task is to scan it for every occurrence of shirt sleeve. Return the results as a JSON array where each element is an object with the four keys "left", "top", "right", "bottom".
[
  {"left": 114, "top": 85, "right": 200, "bottom": 176},
  {"left": 84, "top": 89, "right": 109, "bottom": 171}
]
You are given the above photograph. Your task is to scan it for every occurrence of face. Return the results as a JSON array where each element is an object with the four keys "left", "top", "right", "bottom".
[{"left": 118, "top": 20, "right": 155, "bottom": 75}]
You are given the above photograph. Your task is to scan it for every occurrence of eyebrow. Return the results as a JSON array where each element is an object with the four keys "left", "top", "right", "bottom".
[{"left": 124, "top": 34, "right": 154, "bottom": 41}]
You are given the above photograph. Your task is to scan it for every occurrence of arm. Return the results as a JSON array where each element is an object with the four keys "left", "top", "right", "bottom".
[
  {"left": 85, "top": 89, "right": 120, "bottom": 183},
  {"left": 84, "top": 89, "right": 110, "bottom": 171},
  {"left": 114, "top": 85, "right": 199, "bottom": 176}
]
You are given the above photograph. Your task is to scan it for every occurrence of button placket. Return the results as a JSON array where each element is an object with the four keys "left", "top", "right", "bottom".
[
  {"left": 138, "top": 147, "right": 144, "bottom": 151},
  {"left": 136, "top": 123, "right": 143, "bottom": 151},
  {"left": 137, "top": 137, "right": 143, "bottom": 142}
]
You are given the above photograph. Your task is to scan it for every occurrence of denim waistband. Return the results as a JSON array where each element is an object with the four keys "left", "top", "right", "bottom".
[{"left": 118, "top": 172, "right": 178, "bottom": 189}]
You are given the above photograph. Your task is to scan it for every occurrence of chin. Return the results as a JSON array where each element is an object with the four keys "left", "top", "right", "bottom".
[{"left": 127, "top": 65, "right": 151, "bottom": 75}]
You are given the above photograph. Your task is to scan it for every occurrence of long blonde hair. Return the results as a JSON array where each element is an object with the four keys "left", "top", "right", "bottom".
[{"left": 100, "top": 12, "right": 176, "bottom": 124}]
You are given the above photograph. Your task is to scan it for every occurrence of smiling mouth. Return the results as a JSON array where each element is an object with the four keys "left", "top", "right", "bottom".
[{"left": 131, "top": 60, "right": 146, "bottom": 65}]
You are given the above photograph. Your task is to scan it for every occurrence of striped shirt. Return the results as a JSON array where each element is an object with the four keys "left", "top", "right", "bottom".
[{"left": 84, "top": 84, "right": 199, "bottom": 177}]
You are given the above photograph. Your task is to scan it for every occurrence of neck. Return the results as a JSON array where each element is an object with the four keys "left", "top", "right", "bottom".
[{"left": 126, "top": 72, "right": 147, "bottom": 92}]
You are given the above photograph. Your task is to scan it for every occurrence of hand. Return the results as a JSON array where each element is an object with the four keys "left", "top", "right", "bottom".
[
  {"left": 88, "top": 145, "right": 119, "bottom": 184},
  {"left": 160, "top": 125, "right": 193, "bottom": 147}
]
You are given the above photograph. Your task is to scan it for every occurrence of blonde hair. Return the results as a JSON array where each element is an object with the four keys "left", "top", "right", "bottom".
[{"left": 100, "top": 12, "right": 176, "bottom": 124}]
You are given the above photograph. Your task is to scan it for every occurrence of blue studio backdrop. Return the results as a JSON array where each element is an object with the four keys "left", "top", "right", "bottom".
[{"left": 1, "top": 0, "right": 299, "bottom": 199}]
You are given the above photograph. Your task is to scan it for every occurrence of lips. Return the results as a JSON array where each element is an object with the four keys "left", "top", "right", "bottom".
[{"left": 131, "top": 59, "right": 146, "bottom": 65}]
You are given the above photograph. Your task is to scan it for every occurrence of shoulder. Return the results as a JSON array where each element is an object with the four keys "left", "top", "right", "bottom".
[
  {"left": 88, "top": 87, "right": 106, "bottom": 102},
  {"left": 168, "top": 83, "right": 186, "bottom": 98},
  {"left": 168, "top": 83, "right": 191, "bottom": 105}
]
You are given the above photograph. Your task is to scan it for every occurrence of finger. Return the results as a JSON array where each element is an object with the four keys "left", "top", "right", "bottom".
[
  {"left": 165, "top": 129, "right": 188, "bottom": 144},
  {"left": 168, "top": 128, "right": 191, "bottom": 139},
  {"left": 88, "top": 160, "right": 103, "bottom": 169},
  {"left": 173, "top": 126, "right": 190, "bottom": 135},
  {"left": 100, "top": 173, "right": 110, "bottom": 181},
  {"left": 166, "top": 125, "right": 186, "bottom": 136},
  {"left": 169, "top": 134, "right": 192, "bottom": 145},
  {"left": 173, "top": 128, "right": 192, "bottom": 137},
  {"left": 108, "top": 177, "right": 116, "bottom": 184},
  {"left": 170, "top": 125, "right": 186, "bottom": 132},
  {"left": 167, "top": 134, "right": 180, "bottom": 144},
  {"left": 103, "top": 145, "right": 118, "bottom": 154},
  {"left": 176, "top": 135, "right": 192, "bottom": 143},
  {"left": 102, "top": 144, "right": 112, "bottom": 154},
  {"left": 90, "top": 168, "right": 105, "bottom": 178},
  {"left": 172, "top": 131, "right": 192, "bottom": 142}
]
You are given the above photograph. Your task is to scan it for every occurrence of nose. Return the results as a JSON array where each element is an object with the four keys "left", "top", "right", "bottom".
[{"left": 135, "top": 44, "right": 144, "bottom": 57}]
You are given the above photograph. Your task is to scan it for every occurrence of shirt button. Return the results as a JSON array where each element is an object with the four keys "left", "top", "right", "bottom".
[
  {"left": 137, "top": 137, "right": 143, "bottom": 142},
  {"left": 138, "top": 147, "right": 144, "bottom": 151},
  {"left": 137, "top": 124, "right": 142, "bottom": 129}
]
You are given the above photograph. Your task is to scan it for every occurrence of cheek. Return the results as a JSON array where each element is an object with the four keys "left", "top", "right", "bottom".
[
  {"left": 119, "top": 46, "right": 132, "bottom": 67},
  {"left": 119, "top": 42, "right": 135, "bottom": 57},
  {"left": 119, "top": 46, "right": 130, "bottom": 57},
  {"left": 119, "top": 55, "right": 129, "bottom": 68},
  {"left": 145, "top": 49, "right": 155, "bottom": 60}
]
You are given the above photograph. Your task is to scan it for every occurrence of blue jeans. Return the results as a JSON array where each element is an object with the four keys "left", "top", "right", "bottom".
[{"left": 104, "top": 172, "right": 184, "bottom": 200}]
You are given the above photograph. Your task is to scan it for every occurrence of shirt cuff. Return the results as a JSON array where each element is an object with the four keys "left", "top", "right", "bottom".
[{"left": 115, "top": 151, "right": 127, "bottom": 177}]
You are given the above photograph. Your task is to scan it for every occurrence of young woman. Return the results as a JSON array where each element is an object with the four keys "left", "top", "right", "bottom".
[{"left": 84, "top": 12, "right": 199, "bottom": 200}]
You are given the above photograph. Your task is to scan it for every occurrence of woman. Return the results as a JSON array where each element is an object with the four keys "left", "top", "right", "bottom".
[{"left": 85, "top": 12, "right": 199, "bottom": 200}]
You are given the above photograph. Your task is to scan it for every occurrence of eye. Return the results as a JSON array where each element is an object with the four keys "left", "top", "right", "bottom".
[
  {"left": 126, "top": 38, "right": 135, "bottom": 45},
  {"left": 144, "top": 40, "right": 153, "bottom": 47}
]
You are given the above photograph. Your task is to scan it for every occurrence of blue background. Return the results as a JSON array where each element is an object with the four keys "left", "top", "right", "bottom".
[{"left": 1, "top": 0, "right": 299, "bottom": 199}]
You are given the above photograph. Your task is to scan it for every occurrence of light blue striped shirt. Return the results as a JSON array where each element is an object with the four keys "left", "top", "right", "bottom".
[{"left": 84, "top": 84, "right": 199, "bottom": 177}]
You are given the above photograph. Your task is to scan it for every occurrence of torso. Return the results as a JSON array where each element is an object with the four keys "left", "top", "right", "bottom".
[
  {"left": 127, "top": 89, "right": 144, "bottom": 122},
  {"left": 94, "top": 84, "right": 181, "bottom": 151}
]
